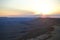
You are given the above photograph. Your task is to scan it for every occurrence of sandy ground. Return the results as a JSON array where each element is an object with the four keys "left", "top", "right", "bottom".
[{"left": 47, "top": 25, "right": 60, "bottom": 40}]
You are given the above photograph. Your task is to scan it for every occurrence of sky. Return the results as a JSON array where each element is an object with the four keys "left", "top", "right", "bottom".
[{"left": 0, "top": 0, "right": 60, "bottom": 16}]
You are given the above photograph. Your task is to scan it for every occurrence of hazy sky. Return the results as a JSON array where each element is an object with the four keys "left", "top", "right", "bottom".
[
  {"left": 1, "top": 0, "right": 60, "bottom": 10},
  {"left": 1, "top": 0, "right": 60, "bottom": 16}
]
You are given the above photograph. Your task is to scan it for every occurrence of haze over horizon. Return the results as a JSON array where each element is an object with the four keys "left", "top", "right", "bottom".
[{"left": 0, "top": 0, "right": 60, "bottom": 17}]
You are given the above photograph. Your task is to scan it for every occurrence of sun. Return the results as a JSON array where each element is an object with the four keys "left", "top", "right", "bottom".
[
  {"left": 34, "top": 4, "right": 53, "bottom": 15},
  {"left": 31, "top": 0, "right": 54, "bottom": 15}
]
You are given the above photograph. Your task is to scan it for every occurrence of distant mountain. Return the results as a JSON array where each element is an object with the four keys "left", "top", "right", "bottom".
[
  {"left": 0, "top": 8, "right": 35, "bottom": 17},
  {"left": 46, "top": 14, "right": 60, "bottom": 18},
  {"left": 0, "top": 17, "right": 36, "bottom": 22}
]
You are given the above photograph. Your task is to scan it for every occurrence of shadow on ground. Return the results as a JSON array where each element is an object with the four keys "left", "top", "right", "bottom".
[{"left": 47, "top": 25, "right": 60, "bottom": 40}]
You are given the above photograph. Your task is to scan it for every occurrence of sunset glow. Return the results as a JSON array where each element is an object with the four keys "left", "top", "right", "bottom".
[{"left": 1, "top": 0, "right": 60, "bottom": 16}]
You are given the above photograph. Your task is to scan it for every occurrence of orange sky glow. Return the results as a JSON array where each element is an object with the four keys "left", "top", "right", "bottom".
[{"left": 0, "top": 0, "right": 60, "bottom": 17}]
